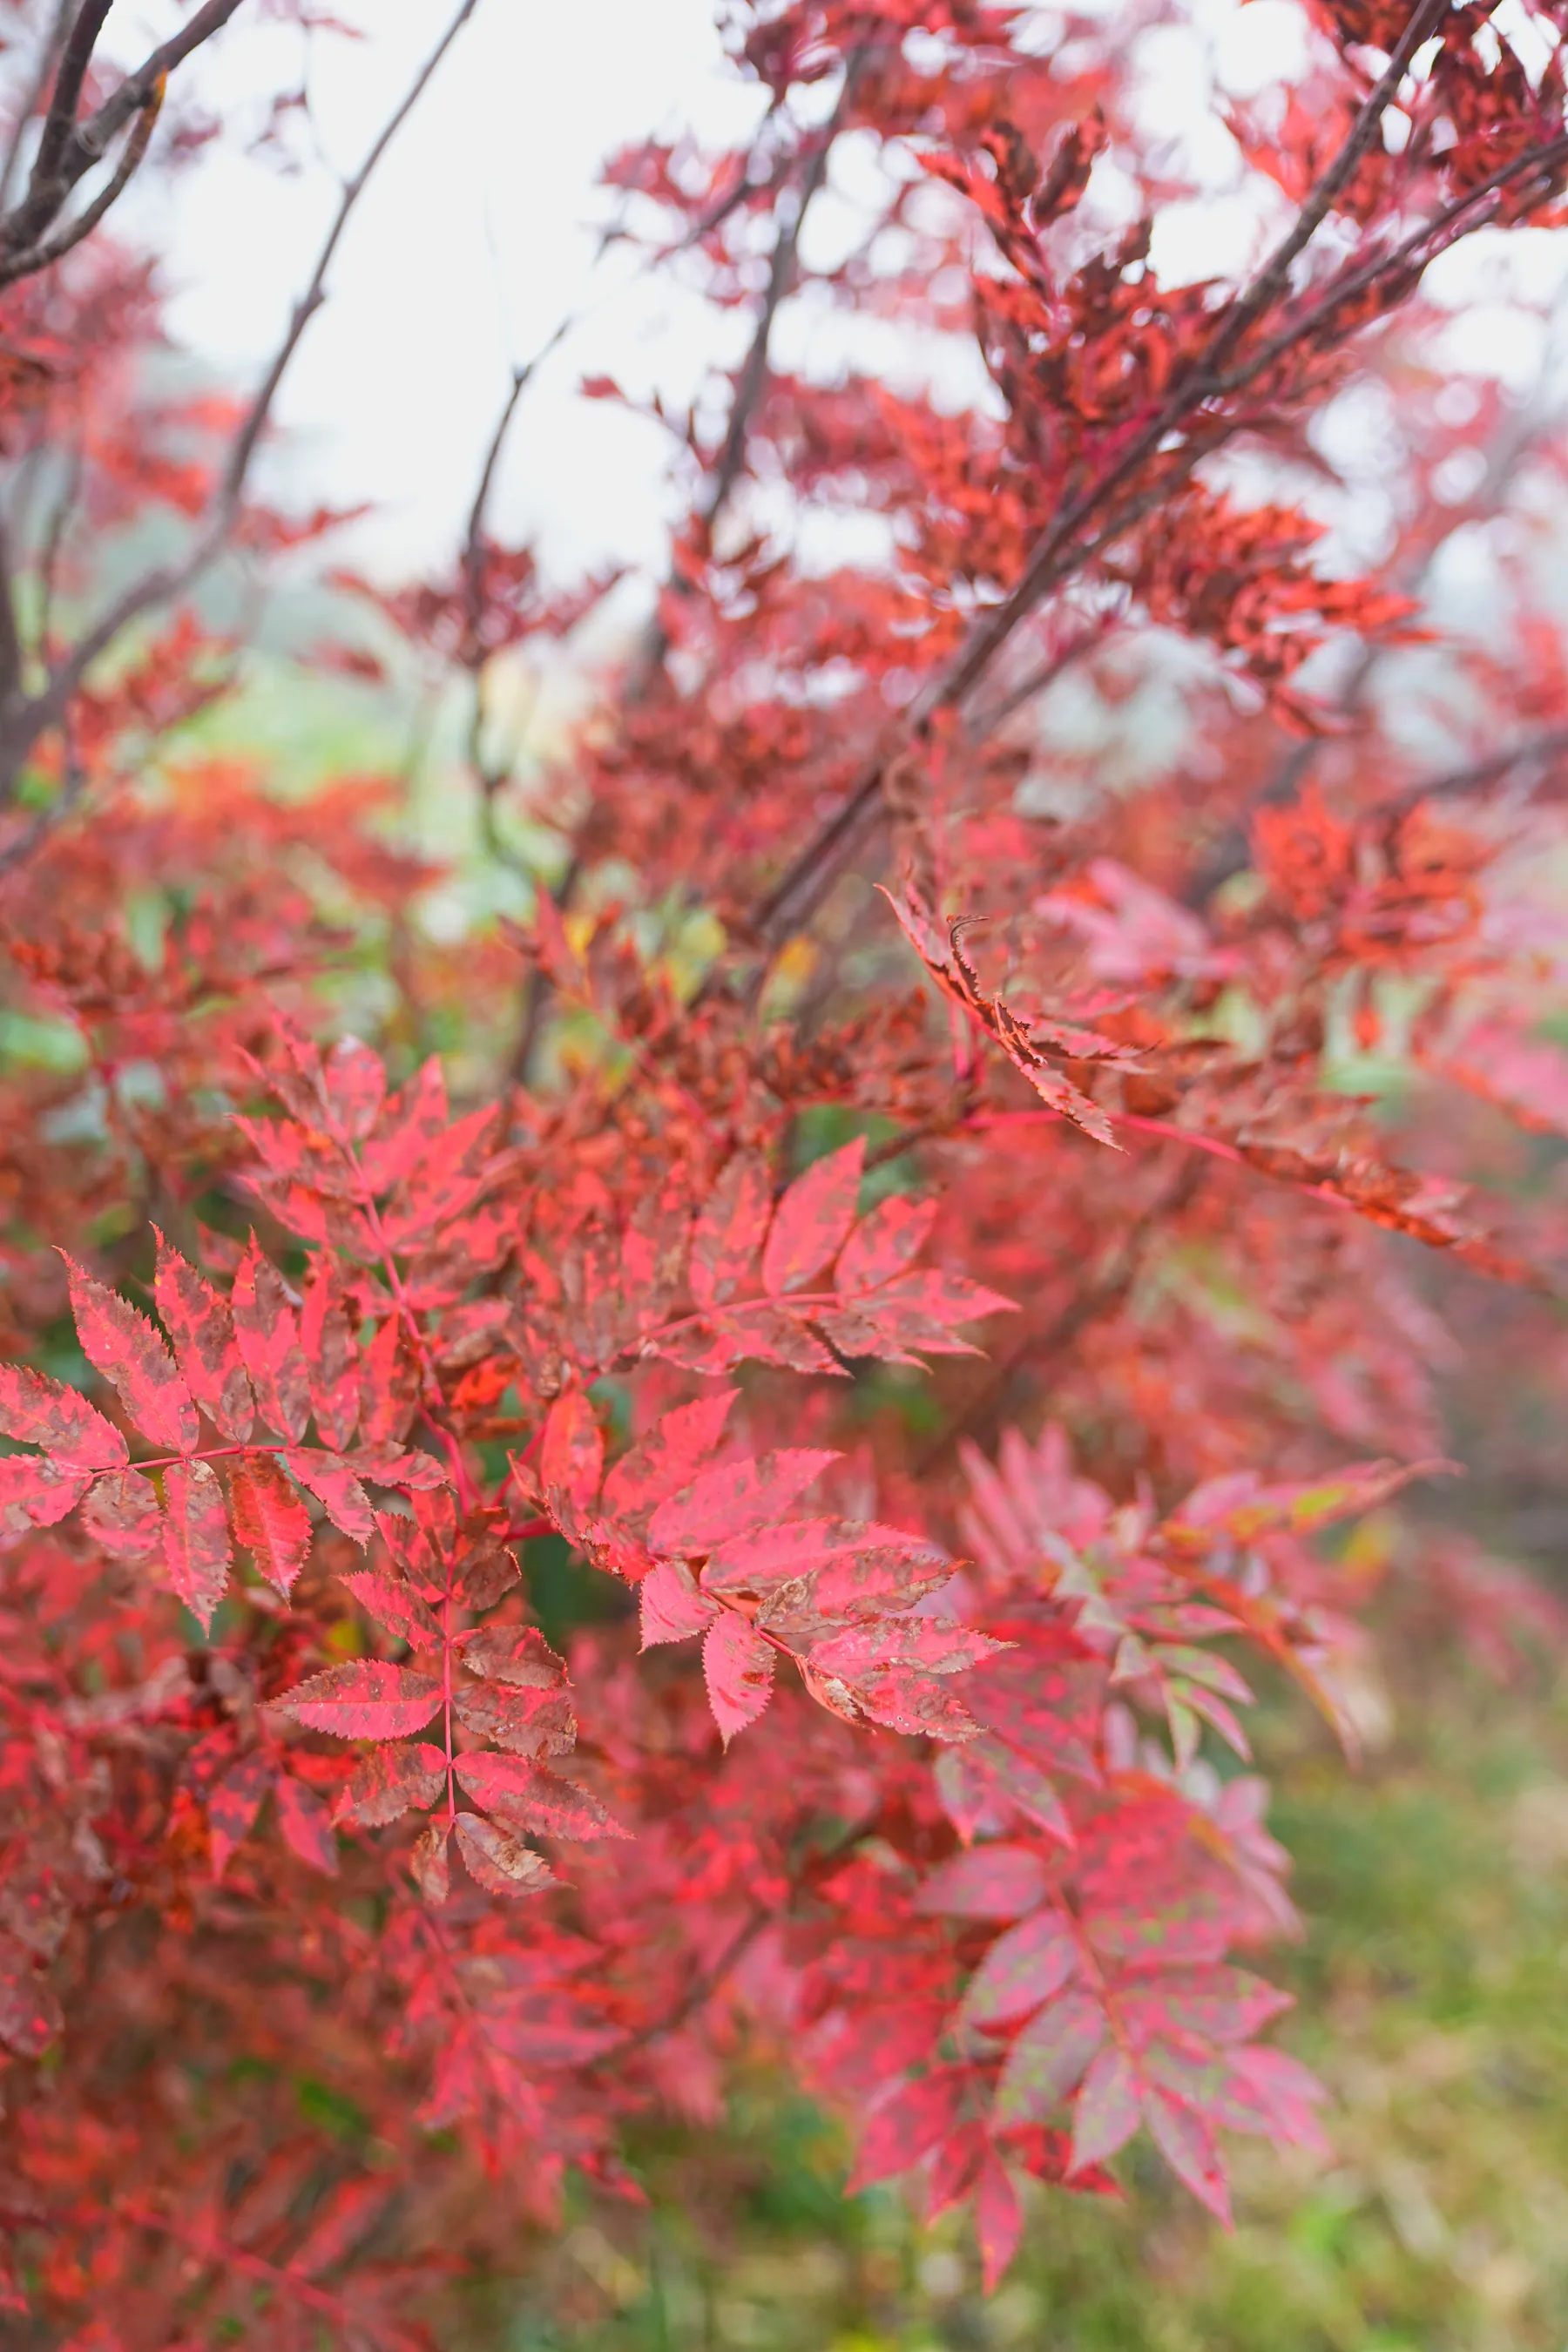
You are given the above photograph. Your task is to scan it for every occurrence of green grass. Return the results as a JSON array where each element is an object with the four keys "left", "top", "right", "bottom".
[{"left": 451, "top": 1635, "right": 1568, "bottom": 2352}]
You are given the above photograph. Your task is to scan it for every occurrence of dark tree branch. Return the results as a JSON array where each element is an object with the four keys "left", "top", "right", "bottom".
[
  {"left": 0, "top": 0, "right": 245, "bottom": 265},
  {"left": 628, "top": 49, "right": 866, "bottom": 693},
  {"left": 0, "top": 0, "right": 75, "bottom": 215},
  {"left": 0, "top": 78, "right": 159, "bottom": 291},
  {"left": 0, "top": 0, "right": 483, "bottom": 814}
]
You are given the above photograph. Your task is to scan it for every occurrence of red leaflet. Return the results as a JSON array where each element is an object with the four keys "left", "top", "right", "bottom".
[
  {"left": 701, "top": 1612, "right": 775, "bottom": 1742},
  {"left": 454, "top": 1814, "right": 557, "bottom": 1899},
  {"left": 450, "top": 1677, "right": 577, "bottom": 1757},
  {"left": 337, "top": 1740, "right": 446, "bottom": 1827},
  {"left": 455, "top": 1752, "right": 627, "bottom": 1840},
  {"left": 274, "top": 1661, "right": 443, "bottom": 1739},
  {"left": 357, "top": 1056, "right": 448, "bottom": 1193},
  {"left": 358, "top": 1315, "right": 420, "bottom": 1448},
  {"left": 340, "top": 1567, "right": 443, "bottom": 1650},
  {"left": 540, "top": 1389, "right": 604, "bottom": 1520},
  {"left": 993, "top": 1990, "right": 1106, "bottom": 2123},
  {"left": 761, "top": 1137, "right": 865, "bottom": 1295},
  {"left": 0, "top": 1362, "right": 126, "bottom": 1470},
  {"left": 284, "top": 1450, "right": 375, "bottom": 1542},
  {"left": 232, "top": 1238, "right": 312, "bottom": 1443},
  {"left": 600, "top": 1389, "right": 739, "bottom": 1522},
  {"left": 456, "top": 1624, "right": 567, "bottom": 1686},
  {"left": 647, "top": 1449, "right": 838, "bottom": 1554},
  {"left": 228, "top": 1454, "right": 312, "bottom": 1597},
  {"left": 916, "top": 1844, "right": 1048, "bottom": 1921},
  {"left": 208, "top": 1754, "right": 274, "bottom": 1879},
  {"left": 848, "top": 2067, "right": 971, "bottom": 2192},
  {"left": 1067, "top": 2048, "right": 1141, "bottom": 2173},
  {"left": 300, "top": 1262, "right": 359, "bottom": 1450},
  {"left": 0, "top": 1452, "right": 91, "bottom": 1536},
  {"left": 690, "top": 1153, "right": 770, "bottom": 1308},
  {"left": 835, "top": 1193, "right": 937, "bottom": 1294},
  {"left": 80, "top": 1467, "right": 161, "bottom": 1559},
  {"left": 1142, "top": 2090, "right": 1232, "bottom": 2226},
  {"left": 960, "top": 1909, "right": 1079, "bottom": 2029},
  {"left": 975, "top": 2153, "right": 1025, "bottom": 2295},
  {"left": 321, "top": 1035, "right": 386, "bottom": 1141},
  {"left": 61, "top": 1254, "right": 199, "bottom": 1456},
  {"left": 410, "top": 1821, "right": 451, "bottom": 1906},
  {"left": 161, "top": 1458, "right": 232, "bottom": 1629},
  {"left": 274, "top": 1774, "right": 340, "bottom": 1876},
  {"left": 152, "top": 1230, "right": 254, "bottom": 1443},
  {"left": 639, "top": 1559, "right": 719, "bottom": 1647}
]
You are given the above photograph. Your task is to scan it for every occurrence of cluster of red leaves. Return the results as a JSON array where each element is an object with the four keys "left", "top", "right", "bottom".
[{"left": 2, "top": 0, "right": 1568, "bottom": 2341}]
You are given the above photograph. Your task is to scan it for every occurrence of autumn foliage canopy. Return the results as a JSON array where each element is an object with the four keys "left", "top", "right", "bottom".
[{"left": 3, "top": 0, "right": 1568, "bottom": 2338}]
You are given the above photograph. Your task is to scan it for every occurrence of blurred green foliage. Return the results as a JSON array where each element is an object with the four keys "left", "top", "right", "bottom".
[{"left": 448, "top": 1633, "right": 1568, "bottom": 2352}]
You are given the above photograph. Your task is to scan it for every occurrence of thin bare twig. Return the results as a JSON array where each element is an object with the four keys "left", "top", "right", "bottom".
[
  {"left": 0, "top": 0, "right": 482, "bottom": 814},
  {"left": 0, "top": 0, "right": 245, "bottom": 268},
  {"left": 0, "top": 79, "right": 160, "bottom": 291},
  {"left": 0, "top": 0, "right": 74, "bottom": 215},
  {"left": 629, "top": 49, "right": 866, "bottom": 693}
]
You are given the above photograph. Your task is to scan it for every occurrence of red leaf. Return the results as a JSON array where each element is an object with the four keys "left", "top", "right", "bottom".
[
  {"left": 454, "top": 1813, "right": 558, "bottom": 1899},
  {"left": 541, "top": 1389, "right": 603, "bottom": 1520},
  {"left": 974, "top": 2151, "right": 1024, "bottom": 2292},
  {"left": 209, "top": 1753, "right": 273, "bottom": 1879},
  {"left": 274, "top": 1660, "right": 442, "bottom": 1739},
  {"left": 455, "top": 1623, "right": 567, "bottom": 1686},
  {"left": 456, "top": 1752, "right": 628, "bottom": 1840},
  {"left": 702, "top": 1612, "right": 775, "bottom": 1743},
  {"left": 601, "top": 1389, "right": 738, "bottom": 1522},
  {"left": 0, "top": 1451, "right": 91, "bottom": 1538},
  {"left": 152, "top": 1229, "right": 254, "bottom": 1443},
  {"left": 232, "top": 1238, "right": 311, "bottom": 1443},
  {"left": 284, "top": 1449, "right": 374, "bottom": 1542},
  {"left": 451, "top": 1677, "right": 577, "bottom": 1757},
  {"left": 993, "top": 1990, "right": 1105, "bottom": 2122},
  {"left": 81, "top": 1467, "right": 161, "bottom": 1559},
  {"left": 340, "top": 1567, "right": 443, "bottom": 1649},
  {"left": 410, "top": 1820, "right": 451, "bottom": 1905},
  {"left": 848, "top": 2066, "right": 970, "bottom": 2190},
  {"left": 61, "top": 1254, "right": 199, "bottom": 1456},
  {"left": 275, "top": 1774, "right": 340, "bottom": 1876},
  {"left": 0, "top": 1361, "right": 125, "bottom": 1470},
  {"left": 1069, "top": 2047, "right": 1141, "bottom": 2172},
  {"left": 336, "top": 1740, "right": 446, "bottom": 1826},
  {"left": 359, "top": 1056, "right": 448, "bottom": 1193},
  {"left": 229, "top": 1454, "right": 312, "bottom": 1597},
  {"left": 916, "top": 1843, "right": 1047, "bottom": 1921},
  {"left": 358, "top": 1315, "right": 420, "bottom": 1448},
  {"left": 1142, "top": 2088, "right": 1233, "bottom": 2224},
  {"left": 639, "top": 1558, "right": 720, "bottom": 1646},
  {"left": 300, "top": 1262, "right": 360, "bottom": 1450},
  {"left": 762, "top": 1137, "right": 865, "bottom": 1295},
  {"left": 162, "top": 1457, "right": 232, "bottom": 1629},
  {"left": 961, "top": 1909, "right": 1079, "bottom": 2030},
  {"left": 835, "top": 1193, "right": 936, "bottom": 1294},
  {"left": 321, "top": 1034, "right": 386, "bottom": 1141},
  {"left": 647, "top": 1449, "right": 837, "bottom": 1554},
  {"left": 690, "top": 1153, "right": 770, "bottom": 1308}
]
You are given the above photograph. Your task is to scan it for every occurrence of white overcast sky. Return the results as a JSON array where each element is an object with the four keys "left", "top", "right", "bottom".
[{"left": 95, "top": 0, "right": 1568, "bottom": 590}]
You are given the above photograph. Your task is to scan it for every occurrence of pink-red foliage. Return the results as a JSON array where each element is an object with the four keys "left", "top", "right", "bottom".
[{"left": 1, "top": 0, "right": 1567, "bottom": 2337}]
